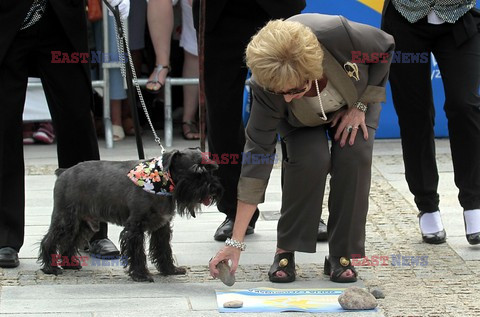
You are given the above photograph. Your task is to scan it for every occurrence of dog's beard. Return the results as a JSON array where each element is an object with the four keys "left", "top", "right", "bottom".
[{"left": 173, "top": 172, "right": 223, "bottom": 218}]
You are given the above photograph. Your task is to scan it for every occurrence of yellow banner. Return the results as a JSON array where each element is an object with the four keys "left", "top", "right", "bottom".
[{"left": 357, "top": 0, "right": 384, "bottom": 13}]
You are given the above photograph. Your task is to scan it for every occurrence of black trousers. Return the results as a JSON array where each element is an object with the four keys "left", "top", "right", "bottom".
[
  {"left": 0, "top": 6, "right": 106, "bottom": 252},
  {"left": 202, "top": 1, "right": 270, "bottom": 225},
  {"left": 382, "top": 4, "right": 480, "bottom": 212}
]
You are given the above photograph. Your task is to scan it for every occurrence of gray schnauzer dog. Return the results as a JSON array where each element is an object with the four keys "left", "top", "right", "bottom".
[{"left": 39, "top": 148, "right": 222, "bottom": 282}]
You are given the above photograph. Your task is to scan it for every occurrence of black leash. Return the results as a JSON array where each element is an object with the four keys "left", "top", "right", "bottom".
[{"left": 198, "top": 0, "right": 206, "bottom": 152}]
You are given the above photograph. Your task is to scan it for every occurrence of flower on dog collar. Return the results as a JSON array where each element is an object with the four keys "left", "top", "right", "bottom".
[{"left": 127, "top": 156, "right": 175, "bottom": 196}]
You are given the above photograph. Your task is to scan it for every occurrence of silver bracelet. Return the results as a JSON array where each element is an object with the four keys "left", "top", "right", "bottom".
[
  {"left": 225, "top": 238, "right": 246, "bottom": 251},
  {"left": 354, "top": 101, "right": 368, "bottom": 113}
]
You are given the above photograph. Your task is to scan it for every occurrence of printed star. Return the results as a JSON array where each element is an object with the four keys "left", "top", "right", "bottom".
[
  {"left": 285, "top": 299, "right": 320, "bottom": 309},
  {"left": 263, "top": 298, "right": 320, "bottom": 309}
]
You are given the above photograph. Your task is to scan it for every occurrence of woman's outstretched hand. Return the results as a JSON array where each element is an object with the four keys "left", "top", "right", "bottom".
[{"left": 209, "top": 246, "right": 241, "bottom": 278}]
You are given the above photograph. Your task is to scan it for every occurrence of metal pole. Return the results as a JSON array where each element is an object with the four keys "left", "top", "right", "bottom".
[
  {"left": 102, "top": 2, "right": 113, "bottom": 149},
  {"left": 164, "top": 78, "right": 173, "bottom": 147},
  {"left": 162, "top": 77, "right": 199, "bottom": 147}
]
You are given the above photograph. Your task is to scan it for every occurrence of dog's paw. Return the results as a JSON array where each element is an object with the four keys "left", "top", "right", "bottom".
[
  {"left": 173, "top": 266, "right": 187, "bottom": 275},
  {"left": 41, "top": 266, "right": 63, "bottom": 276},
  {"left": 130, "top": 272, "right": 154, "bottom": 282},
  {"left": 161, "top": 266, "right": 187, "bottom": 275}
]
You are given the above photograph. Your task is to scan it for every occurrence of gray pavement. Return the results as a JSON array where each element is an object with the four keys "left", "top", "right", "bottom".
[{"left": 1, "top": 128, "right": 479, "bottom": 316}]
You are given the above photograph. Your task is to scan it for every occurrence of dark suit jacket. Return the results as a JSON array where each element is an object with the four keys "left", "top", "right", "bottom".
[
  {"left": 192, "top": 0, "right": 306, "bottom": 32},
  {"left": 0, "top": 0, "right": 91, "bottom": 78},
  {"left": 237, "top": 13, "right": 395, "bottom": 204}
]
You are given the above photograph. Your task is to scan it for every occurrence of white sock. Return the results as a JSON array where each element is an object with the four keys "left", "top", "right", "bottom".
[
  {"left": 419, "top": 211, "right": 444, "bottom": 234},
  {"left": 464, "top": 209, "right": 480, "bottom": 235}
]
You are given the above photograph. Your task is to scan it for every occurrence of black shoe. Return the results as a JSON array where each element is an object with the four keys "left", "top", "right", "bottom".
[
  {"left": 214, "top": 218, "right": 254, "bottom": 241},
  {"left": 317, "top": 219, "right": 328, "bottom": 242},
  {"left": 419, "top": 212, "right": 446, "bottom": 244},
  {"left": 88, "top": 238, "right": 120, "bottom": 257},
  {"left": 463, "top": 211, "right": 480, "bottom": 245},
  {"left": 422, "top": 230, "right": 447, "bottom": 244},
  {"left": 0, "top": 247, "right": 20, "bottom": 268},
  {"left": 466, "top": 232, "right": 480, "bottom": 245}
]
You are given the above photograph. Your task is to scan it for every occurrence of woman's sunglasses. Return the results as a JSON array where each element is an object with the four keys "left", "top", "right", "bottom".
[{"left": 265, "top": 81, "right": 309, "bottom": 96}]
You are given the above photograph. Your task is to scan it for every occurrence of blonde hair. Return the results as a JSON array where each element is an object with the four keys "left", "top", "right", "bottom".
[{"left": 246, "top": 19, "right": 324, "bottom": 92}]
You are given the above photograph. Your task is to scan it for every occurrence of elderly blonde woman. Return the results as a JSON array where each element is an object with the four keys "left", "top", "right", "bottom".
[{"left": 208, "top": 14, "right": 394, "bottom": 283}]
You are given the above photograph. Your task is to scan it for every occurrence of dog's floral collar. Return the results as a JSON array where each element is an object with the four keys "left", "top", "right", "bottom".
[{"left": 127, "top": 156, "right": 175, "bottom": 196}]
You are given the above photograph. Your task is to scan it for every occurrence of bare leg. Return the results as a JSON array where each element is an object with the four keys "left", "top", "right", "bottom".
[
  {"left": 110, "top": 99, "right": 125, "bottom": 141},
  {"left": 122, "top": 49, "right": 142, "bottom": 136},
  {"left": 146, "top": 0, "right": 173, "bottom": 92},
  {"left": 181, "top": 50, "right": 200, "bottom": 139},
  {"left": 111, "top": 99, "right": 122, "bottom": 127}
]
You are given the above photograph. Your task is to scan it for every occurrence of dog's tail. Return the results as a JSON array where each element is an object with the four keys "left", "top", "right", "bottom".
[{"left": 54, "top": 168, "right": 67, "bottom": 177}]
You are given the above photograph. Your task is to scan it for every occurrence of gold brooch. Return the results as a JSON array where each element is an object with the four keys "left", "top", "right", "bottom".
[
  {"left": 343, "top": 61, "right": 360, "bottom": 81},
  {"left": 279, "top": 258, "right": 289, "bottom": 267},
  {"left": 340, "top": 257, "right": 350, "bottom": 267}
]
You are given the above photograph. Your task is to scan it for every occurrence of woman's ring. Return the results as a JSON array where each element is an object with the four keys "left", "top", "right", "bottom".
[{"left": 346, "top": 125, "right": 353, "bottom": 133}]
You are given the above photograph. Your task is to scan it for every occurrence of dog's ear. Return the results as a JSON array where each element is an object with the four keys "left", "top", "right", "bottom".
[
  {"left": 162, "top": 150, "right": 180, "bottom": 171},
  {"left": 54, "top": 168, "right": 67, "bottom": 177},
  {"left": 199, "top": 153, "right": 219, "bottom": 171},
  {"left": 204, "top": 161, "right": 219, "bottom": 171},
  {"left": 189, "top": 164, "right": 207, "bottom": 174},
  {"left": 190, "top": 161, "right": 219, "bottom": 174}
]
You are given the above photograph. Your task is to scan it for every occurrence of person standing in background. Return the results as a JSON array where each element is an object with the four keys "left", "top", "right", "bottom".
[
  {"left": 179, "top": 0, "right": 200, "bottom": 140},
  {"left": 192, "top": 0, "right": 308, "bottom": 242},
  {"left": 381, "top": 0, "right": 480, "bottom": 245},
  {"left": 0, "top": 0, "right": 129, "bottom": 268},
  {"left": 145, "top": 0, "right": 173, "bottom": 94},
  {"left": 106, "top": 0, "right": 147, "bottom": 141}
]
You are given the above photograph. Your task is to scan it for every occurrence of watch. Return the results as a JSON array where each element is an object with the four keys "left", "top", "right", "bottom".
[{"left": 354, "top": 101, "right": 367, "bottom": 113}]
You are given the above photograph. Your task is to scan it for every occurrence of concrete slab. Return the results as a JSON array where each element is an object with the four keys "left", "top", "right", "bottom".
[
  {"left": 0, "top": 281, "right": 379, "bottom": 316},
  {"left": 0, "top": 297, "right": 190, "bottom": 314},
  {"left": 447, "top": 237, "right": 480, "bottom": 261}
]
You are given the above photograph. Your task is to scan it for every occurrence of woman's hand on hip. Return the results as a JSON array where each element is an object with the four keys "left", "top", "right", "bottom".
[{"left": 331, "top": 107, "right": 368, "bottom": 147}]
